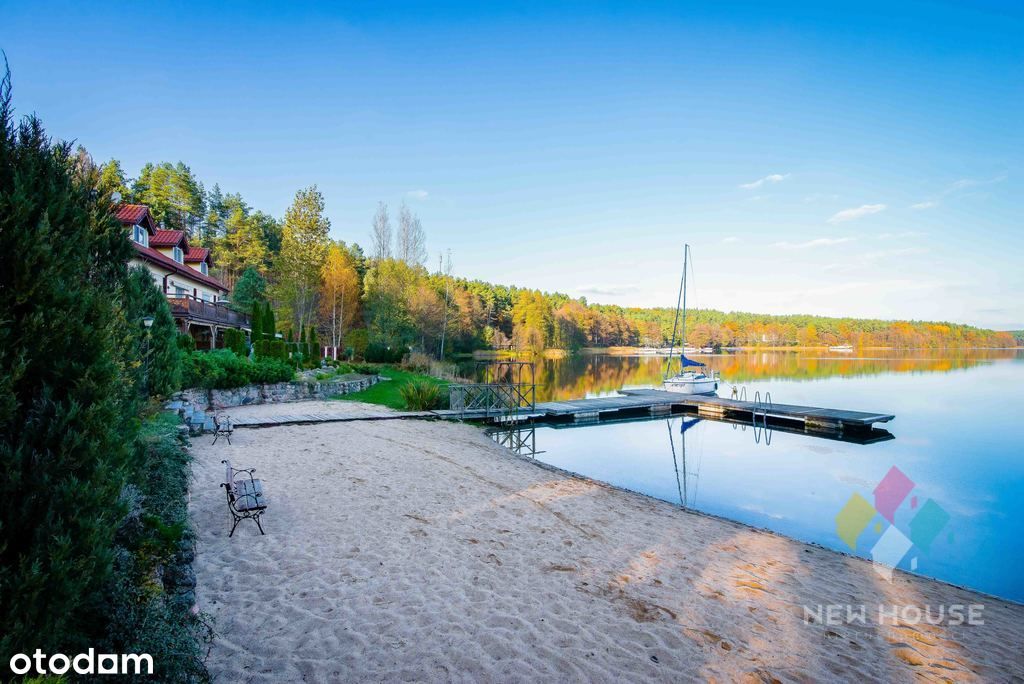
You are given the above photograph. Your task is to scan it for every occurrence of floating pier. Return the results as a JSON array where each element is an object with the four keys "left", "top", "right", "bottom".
[{"left": 437, "top": 388, "right": 894, "bottom": 435}]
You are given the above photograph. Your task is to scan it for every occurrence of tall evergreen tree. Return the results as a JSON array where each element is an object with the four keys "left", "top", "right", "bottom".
[
  {"left": 123, "top": 267, "right": 182, "bottom": 397},
  {"left": 264, "top": 301, "right": 277, "bottom": 340},
  {"left": 0, "top": 70, "right": 138, "bottom": 658},
  {"left": 250, "top": 300, "right": 264, "bottom": 342},
  {"left": 273, "top": 185, "right": 330, "bottom": 333},
  {"left": 97, "top": 158, "right": 130, "bottom": 200}
]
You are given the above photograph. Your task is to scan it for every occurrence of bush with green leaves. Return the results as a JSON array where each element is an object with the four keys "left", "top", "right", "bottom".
[
  {"left": 366, "top": 342, "right": 404, "bottom": 363},
  {"left": 100, "top": 412, "right": 212, "bottom": 681},
  {"left": 177, "top": 332, "right": 196, "bottom": 352},
  {"left": 350, "top": 362, "right": 380, "bottom": 375},
  {"left": 223, "top": 328, "right": 247, "bottom": 357},
  {"left": 182, "top": 350, "right": 294, "bottom": 389}
]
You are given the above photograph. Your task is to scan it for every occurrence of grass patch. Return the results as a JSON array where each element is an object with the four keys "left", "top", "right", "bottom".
[{"left": 336, "top": 366, "right": 450, "bottom": 410}]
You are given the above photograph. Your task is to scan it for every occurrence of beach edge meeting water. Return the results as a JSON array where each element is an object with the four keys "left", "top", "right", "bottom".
[{"left": 187, "top": 406, "right": 1024, "bottom": 681}]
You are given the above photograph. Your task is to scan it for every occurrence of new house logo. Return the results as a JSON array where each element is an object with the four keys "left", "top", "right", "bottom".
[{"left": 835, "top": 465, "right": 951, "bottom": 580}]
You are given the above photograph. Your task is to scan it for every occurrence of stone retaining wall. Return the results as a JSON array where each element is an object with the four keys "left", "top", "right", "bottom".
[{"left": 177, "top": 374, "right": 380, "bottom": 412}]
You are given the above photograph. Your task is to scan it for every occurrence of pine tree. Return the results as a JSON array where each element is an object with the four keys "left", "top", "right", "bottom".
[
  {"left": 308, "top": 325, "right": 319, "bottom": 363},
  {"left": 273, "top": 186, "right": 330, "bottom": 333},
  {"left": 264, "top": 301, "right": 276, "bottom": 341},
  {"left": 0, "top": 69, "right": 138, "bottom": 657},
  {"left": 232, "top": 266, "right": 267, "bottom": 313},
  {"left": 97, "top": 158, "right": 129, "bottom": 200}
]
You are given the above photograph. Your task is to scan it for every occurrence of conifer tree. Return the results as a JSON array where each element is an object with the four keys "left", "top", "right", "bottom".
[
  {"left": 0, "top": 68, "right": 137, "bottom": 658},
  {"left": 251, "top": 301, "right": 264, "bottom": 342},
  {"left": 264, "top": 301, "right": 276, "bottom": 341}
]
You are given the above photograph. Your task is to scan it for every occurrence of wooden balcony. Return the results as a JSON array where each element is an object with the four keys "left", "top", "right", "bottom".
[{"left": 167, "top": 295, "right": 250, "bottom": 329}]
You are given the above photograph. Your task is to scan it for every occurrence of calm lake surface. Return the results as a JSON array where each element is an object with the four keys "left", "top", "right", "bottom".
[{"left": 477, "top": 350, "right": 1024, "bottom": 603}]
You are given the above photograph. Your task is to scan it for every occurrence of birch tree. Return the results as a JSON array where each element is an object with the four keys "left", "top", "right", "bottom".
[
  {"left": 396, "top": 202, "right": 427, "bottom": 265},
  {"left": 370, "top": 201, "right": 392, "bottom": 260},
  {"left": 319, "top": 243, "right": 360, "bottom": 350}
]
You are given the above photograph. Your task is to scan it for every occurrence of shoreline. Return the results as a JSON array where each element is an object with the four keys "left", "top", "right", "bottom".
[
  {"left": 466, "top": 345, "right": 1024, "bottom": 359},
  {"left": 191, "top": 404, "right": 1024, "bottom": 681}
]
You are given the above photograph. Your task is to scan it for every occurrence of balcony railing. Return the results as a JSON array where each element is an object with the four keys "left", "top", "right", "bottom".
[{"left": 167, "top": 295, "right": 250, "bottom": 329}]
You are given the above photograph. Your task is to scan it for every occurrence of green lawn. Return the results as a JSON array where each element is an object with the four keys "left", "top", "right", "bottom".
[{"left": 336, "top": 366, "right": 450, "bottom": 410}]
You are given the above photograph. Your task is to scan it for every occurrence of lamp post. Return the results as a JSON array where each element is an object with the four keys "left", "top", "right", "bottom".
[{"left": 141, "top": 316, "right": 154, "bottom": 397}]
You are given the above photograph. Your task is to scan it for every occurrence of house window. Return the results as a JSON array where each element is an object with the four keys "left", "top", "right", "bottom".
[
  {"left": 200, "top": 261, "right": 208, "bottom": 275},
  {"left": 201, "top": 292, "right": 213, "bottom": 302},
  {"left": 175, "top": 286, "right": 186, "bottom": 297},
  {"left": 133, "top": 225, "right": 148, "bottom": 247},
  {"left": 173, "top": 246, "right": 184, "bottom": 263}
]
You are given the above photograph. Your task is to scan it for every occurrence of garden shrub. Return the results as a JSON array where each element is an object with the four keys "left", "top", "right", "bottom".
[
  {"left": 182, "top": 350, "right": 294, "bottom": 389},
  {"left": 223, "top": 328, "right": 247, "bottom": 357},
  {"left": 177, "top": 332, "right": 196, "bottom": 352},
  {"left": 365, "top": 342, "right": 404, "bottom": 363},
  {"left": 99, "top": 413, "right": 212, "bottom": 681},
  {"left": 351, "top": 362, "right": 380, "bottom": 375}
]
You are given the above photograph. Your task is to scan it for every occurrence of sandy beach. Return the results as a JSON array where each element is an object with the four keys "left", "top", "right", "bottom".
[{"left": 190, "top": 403, "right": 1024, "bottom": 682}]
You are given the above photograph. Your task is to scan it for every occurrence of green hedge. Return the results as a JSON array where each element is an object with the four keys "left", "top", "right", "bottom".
[
  {"left": 223, "top": 328, "right": 247, "bottom": 357},
  {"left": 182, "top": 350, "right": 294, "bottom": 389}
]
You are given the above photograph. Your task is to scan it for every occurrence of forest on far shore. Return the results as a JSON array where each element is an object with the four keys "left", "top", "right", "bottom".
[{"left": 93, "top": 158, "right": 1019, "bottom": 356}]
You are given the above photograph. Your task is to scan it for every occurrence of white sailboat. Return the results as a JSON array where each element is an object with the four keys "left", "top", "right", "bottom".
[{"left": 663, "top": 244, "right": 720, "bottom": 395}]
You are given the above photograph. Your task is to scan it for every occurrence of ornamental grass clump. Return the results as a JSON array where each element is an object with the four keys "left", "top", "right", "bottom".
[{"left": 399, "top": 379, "right": 445, "bottom": 410}]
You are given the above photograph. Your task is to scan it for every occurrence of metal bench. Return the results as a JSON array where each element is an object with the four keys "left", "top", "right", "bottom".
[
  {"left": 221, "top": 460, "right": 267, "bottom": 537},
  {"left": 213, "top": 414, "right": 234, "bottom": 445}
]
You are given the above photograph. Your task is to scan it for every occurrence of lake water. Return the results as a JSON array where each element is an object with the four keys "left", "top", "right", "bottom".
[{"left": 478, "top": 350, "right": 1024, "bottom": 603}]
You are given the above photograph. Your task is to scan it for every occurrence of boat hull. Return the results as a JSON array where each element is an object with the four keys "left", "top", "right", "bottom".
[{"left": 663, "top": 377, "right": 719, "bottom": 395}]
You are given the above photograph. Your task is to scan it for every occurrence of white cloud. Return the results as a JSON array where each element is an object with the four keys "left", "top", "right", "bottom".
[
  {"left": 803, "top": 193, "right": 839, "bottom": 203},
  {"left": 946, "top": 174, "right": 1005, "bottom": 194},
  {"left": 910, "top": 201, "right": 937, "bottom": 210},
  {"left": 878, "top": 231, "right": 925, "bottom": 239},
  {"left": 827, "top": 204, "right": 886, "bottom": 224},
  {"left": 773, "top": 237, "right": 856, "bottom": 249},
  {"left": 406, "top": 189, "right": 429, "bottom": 200},
  {"left": 740, "top": 173, "right": 789, "bottom": 190},
  {"left": 721, "top": 236, "right": 739, "bottom": 243}
]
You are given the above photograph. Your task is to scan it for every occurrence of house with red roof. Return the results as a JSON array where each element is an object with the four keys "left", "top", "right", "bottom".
[{"left": 115, "top": 204, "right": 250, "bottom": 348}]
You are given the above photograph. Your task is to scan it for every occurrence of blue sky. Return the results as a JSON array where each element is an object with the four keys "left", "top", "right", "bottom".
[{"left": 4, "top": 1, "right": 1022, "bottom": 328}]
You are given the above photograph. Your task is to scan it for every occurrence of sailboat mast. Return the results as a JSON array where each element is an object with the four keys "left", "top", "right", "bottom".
[
  {"left": 664, "top": 244, "right": 688, "bottom": 379},
  {"left": 680, "top": 244, "right": 689, "bottom": 372}
]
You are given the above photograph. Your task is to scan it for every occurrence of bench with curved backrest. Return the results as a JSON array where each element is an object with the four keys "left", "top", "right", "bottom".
[
  {"left": 221, "top": 460, "right": 267, "bottom": 537},
  {"left": 213, "top": 414, "right": 234, "bottom": 445}
]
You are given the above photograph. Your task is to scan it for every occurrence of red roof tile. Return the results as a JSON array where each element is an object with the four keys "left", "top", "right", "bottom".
[
  {"left": 185, "top": 247, "right": 211, "bottom": 263},
  {"left": 150, "top": 230, "right": 187, "bottom": 248},
  {"left": 113, "top": 204, "right": 157, "bottom": 233},
  {"left": 130, "top": 241, "right": 228, "bottom": 293}
]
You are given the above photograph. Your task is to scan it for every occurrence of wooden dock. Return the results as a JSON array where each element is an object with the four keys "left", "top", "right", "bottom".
[
  {"left": 439, "top": 388, "right": 894, "bottom": 434},
  {"left": 217, "top": 388, "right": 893, "bottom": 437}
]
